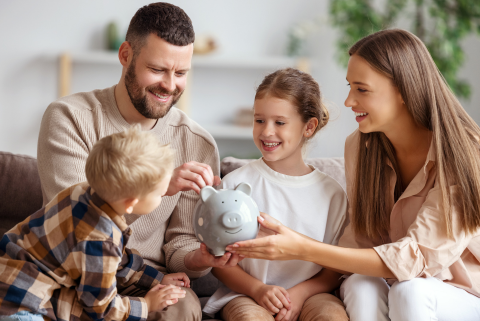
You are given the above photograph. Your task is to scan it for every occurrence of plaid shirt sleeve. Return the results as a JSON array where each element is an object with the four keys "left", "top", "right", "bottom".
[
  {"left": 75, "top": 240, "right": 162, "bottom": 321},
  {"left": 116, "top": 247, "right": 164, "bottom": 290}
]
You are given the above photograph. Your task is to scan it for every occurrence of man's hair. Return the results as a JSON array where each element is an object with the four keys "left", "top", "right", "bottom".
[
  {"left": 126, "top": 2, "right": 195, "bottom": 55},
  {"left": 85, "top": 125, "right": 175, "bottom": 202}
]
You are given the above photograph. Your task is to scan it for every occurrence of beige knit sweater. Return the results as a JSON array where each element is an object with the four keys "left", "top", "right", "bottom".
[{"left": 37, "top": 85, "right": 220, "bottom": 278}]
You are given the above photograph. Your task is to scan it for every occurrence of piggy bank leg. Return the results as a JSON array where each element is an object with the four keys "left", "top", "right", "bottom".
[{"left": 208, "top": 247, "right": 226, "bottom": 257}]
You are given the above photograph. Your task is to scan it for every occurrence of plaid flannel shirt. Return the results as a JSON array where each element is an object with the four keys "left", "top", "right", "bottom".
[{"left": 0, "top": 182, "right": 164, "bottom": 321}]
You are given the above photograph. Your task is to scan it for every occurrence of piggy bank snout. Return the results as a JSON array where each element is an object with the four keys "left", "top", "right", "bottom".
[{"left": 221, "top": 212, "right": 243, "bottom": 229}]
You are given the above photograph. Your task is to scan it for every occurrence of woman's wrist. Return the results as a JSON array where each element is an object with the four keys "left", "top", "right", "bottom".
[{"left": 299, "top": 237, "right": 322, "bottom": 262}]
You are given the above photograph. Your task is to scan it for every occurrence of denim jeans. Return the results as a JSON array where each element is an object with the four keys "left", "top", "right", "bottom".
[{"left": 0, "top": 311, "right": 44, "bottom": 321}]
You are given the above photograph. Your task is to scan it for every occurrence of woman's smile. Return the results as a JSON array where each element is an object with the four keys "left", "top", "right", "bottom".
[{"left": 353, "top": 109, "right": 369, "bottom": 123}]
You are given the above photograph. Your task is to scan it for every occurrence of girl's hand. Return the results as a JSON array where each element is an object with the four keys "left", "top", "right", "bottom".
[
  {"left": 226, "top": 213, "right": 310, "bottom": 261},
  {"left": 161, "top": 272, "right": 190, "bottom": 288},
  {"left": 252, "top": 284, "right": 291, "bottom": 315},
  {"left": 144, "top": 284, "right": 186, "bottom": 312},
  {"left": 275, "top": 287, "right": 307, "bottom": 321}
]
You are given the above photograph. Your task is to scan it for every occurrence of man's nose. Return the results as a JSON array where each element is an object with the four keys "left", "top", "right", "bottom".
[{"left": 161, "top": 73, "right": 176, "bottom": 93}]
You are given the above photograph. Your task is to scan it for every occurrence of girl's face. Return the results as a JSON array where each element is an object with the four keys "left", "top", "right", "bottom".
[
  {"left": 253, "top": 95, "right": 312, "bottom": 164},
  {"left": 345, "top": 54, "right": 407, "bottom": 134}
]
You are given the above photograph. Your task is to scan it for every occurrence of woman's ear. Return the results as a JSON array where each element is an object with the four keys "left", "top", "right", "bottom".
[{"left": 304, "top": 117, "right": 319, "bottom": 137}]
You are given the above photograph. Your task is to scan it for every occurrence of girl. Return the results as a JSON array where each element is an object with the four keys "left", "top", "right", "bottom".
[
  {"left": 226, "top": 29, "right": 480, "bottom": 321},
  {"left": 203, "top": 68, "right": 349, "bottom": 321}
]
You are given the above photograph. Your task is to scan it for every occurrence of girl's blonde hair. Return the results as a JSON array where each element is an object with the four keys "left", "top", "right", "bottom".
[
  {"left": 350, "top": 29, "right": 480, "bottom": 239},
  {"left": 255, "top": 68, "right": 329, "bottom": 139},
  {"left": 85, "top": 124, "right": 174, "bottom": 202}
]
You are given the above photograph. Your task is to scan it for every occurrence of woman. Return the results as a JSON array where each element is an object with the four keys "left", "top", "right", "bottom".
[{"left": 226, "top": 29, "right": 480, "bottom": 321}]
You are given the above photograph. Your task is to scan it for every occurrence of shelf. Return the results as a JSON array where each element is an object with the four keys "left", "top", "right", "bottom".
[
  {"left": 59, "top": 51, "right": 299, "bottom": 69},
  {"left": 203, "top": 124, "right": 253, "bottom": 139}
]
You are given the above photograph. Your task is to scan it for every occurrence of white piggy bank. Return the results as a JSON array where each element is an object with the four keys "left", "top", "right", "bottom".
[{"left": 192, "top": 183, "right": 260, "bottom": 256}]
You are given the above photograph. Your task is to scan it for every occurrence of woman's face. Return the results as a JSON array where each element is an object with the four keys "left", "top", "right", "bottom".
[{"left": 345, "top": 54, "right": 407, "bottom": 134}]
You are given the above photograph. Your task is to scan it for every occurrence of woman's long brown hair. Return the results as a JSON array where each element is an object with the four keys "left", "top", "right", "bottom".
[{"left": 350, "top": 29, "right": 480, "bottom": 239}]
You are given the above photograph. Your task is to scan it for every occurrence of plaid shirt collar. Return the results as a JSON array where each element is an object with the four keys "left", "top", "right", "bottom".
[{"left": 86, "top": 187, "right": 132, "bottom": 237}]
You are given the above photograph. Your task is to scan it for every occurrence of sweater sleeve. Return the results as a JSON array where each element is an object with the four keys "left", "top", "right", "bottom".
[
  {"left": 162, "top": 136, "right": 220, "bottom": 278},
  {"left": 37, "top": 102, "right": 92, "bottom": 205}
]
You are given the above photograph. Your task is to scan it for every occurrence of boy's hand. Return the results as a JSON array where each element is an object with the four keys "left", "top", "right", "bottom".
[
  {"left": 161, "top": 272, "right": 191, "bottom": 288},
  {"left": 275, "top": 287, "right": 308, "bottom": 321},
  {"left": 252, "top": 284, "right": 291, "bottom": 315},
  {"left": 144, "top": 284, "right": 186, "bottom": 312},
  {"left": 165, "top": 161, "right": 221, "bottom": 196}
]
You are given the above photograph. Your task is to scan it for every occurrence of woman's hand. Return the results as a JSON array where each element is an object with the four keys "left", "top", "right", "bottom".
[
  {"left": 226, "top": 213, "right": 311, "bottom": 261},
  {"left": 251, "top": 284, "right": 291, "bottom": 315}
]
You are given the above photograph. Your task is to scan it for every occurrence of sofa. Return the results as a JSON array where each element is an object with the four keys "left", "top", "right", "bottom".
[{"left": 0, "top": 151, "right": 345, "bottom": 320}]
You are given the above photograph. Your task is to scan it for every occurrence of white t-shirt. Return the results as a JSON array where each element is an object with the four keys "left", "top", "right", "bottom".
[{"left": 203, "top": 158, "right": 348, "bottom": 314}]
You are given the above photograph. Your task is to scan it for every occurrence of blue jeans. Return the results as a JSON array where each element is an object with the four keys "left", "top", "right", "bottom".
[{"left": 1, "top": 311, "right": 44, "bottom": 321}]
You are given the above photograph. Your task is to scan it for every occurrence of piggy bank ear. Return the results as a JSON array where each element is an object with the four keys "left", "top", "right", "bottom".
[
  {"left": 235, "top": 183, "right": 252, "bottom": 196},
  {"left": 200, "top": 186, "right": 217, "bottom": 202}
]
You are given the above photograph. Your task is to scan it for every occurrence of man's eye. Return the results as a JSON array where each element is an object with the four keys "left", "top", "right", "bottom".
[{"left": 176, "top": 72, "right": 186, "bottom": 76}]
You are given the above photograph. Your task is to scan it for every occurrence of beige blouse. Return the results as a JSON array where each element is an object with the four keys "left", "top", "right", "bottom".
[{"left": 339, "top": 129, "right": 480, "bottom": 298}]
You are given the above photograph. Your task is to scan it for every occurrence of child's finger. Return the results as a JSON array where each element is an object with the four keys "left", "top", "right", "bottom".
[
  {"left": 270, "top": 295, "right": 284, "bottom": 310},
  {"left": 279, "top": 288, "right": 291, "bottom": 309},
  {"left": 275, "top": 308, "right": 288, "bottom": 321},
  {"left": 264, "top": 300, "right": 280, "bottom": 314},
  {"left": 151, "top": 283, "right": 166, "bottom": 291}
]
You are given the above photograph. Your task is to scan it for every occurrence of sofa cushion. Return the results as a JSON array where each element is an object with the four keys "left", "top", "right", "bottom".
[
  {"left": 0, "top": 152, "right": 43, "bottom": 235},
  {"left": 221, "top": 157, "right": 346, "bottom": 191}
]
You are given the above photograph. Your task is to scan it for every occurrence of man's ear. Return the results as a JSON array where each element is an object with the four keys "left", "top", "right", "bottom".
[
  {"left": 125, "top": 198, "right": 139, "bottom": 214},
  {"left": 118, "top": 41, "right": 133, "bottom": 67}
]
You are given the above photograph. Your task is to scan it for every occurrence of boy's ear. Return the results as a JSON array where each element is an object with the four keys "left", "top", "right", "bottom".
[
  {"left": 200, "top": 186, "right": 217, "bottom": 202},
  {"left": 235, "top": 183, "right": 252, "bottom": 196},
  {"left": 125, "top": 198, "right": 139, "bottom": 214}
]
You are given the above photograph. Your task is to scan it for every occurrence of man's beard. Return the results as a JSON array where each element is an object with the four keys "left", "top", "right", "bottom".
[{"left": 124, "top": 60, "right": 183, "bottom": 119}]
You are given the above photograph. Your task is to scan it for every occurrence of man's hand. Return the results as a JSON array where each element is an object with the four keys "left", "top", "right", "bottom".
[
  {"left": 144, "top": 284, "right": 186, "bottom": 312},
  {"left": 251, "top": 284, "right": 291, "bottom": 315},
  {"left": 184, "top": 243, "right": 243, "bottom": 272},
  {"left": 161, "top": 272, "right": 190, "bottom": 288},
  {"left": 165, "top": 161, "right": 221, "bottom": 196}
]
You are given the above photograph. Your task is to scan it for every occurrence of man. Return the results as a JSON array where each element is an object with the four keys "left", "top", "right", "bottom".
[{"left": 37, "top": 3, "right": 241, "bottom": 320}]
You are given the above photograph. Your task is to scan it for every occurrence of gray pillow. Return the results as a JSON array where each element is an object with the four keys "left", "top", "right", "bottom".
[{"left": 0, "top": 152, "right": 43, "bottom": 236}]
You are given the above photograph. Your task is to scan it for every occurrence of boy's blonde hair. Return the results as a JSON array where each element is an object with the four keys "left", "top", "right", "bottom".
[{"left": 85, "top": 124, "right": 175, "bottom": 202}]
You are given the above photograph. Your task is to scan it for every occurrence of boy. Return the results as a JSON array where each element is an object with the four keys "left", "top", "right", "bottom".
[{"left": 0, "top": 125, "right": 188, "bottom": 321}]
